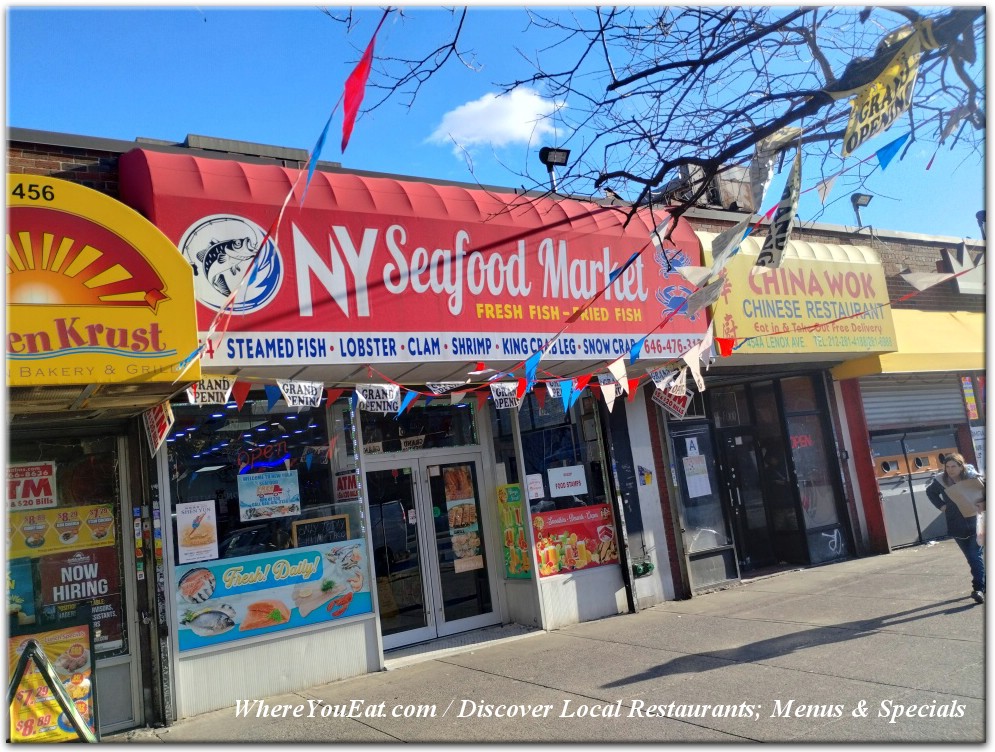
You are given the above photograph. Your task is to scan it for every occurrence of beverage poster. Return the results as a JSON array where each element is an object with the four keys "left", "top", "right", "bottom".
[
  {"left": 176, "top": 500, "right": 219, "bottom": 563},
  {"left": 531, "top": 503, "right": 619, "bottom": 577},
  {"left": 8, "top": 622, "right": 97, "bottom": 742},
  {"left": 497, "top": 484, "right": 531, "bottom": 579},
  {"left": 237, "top": 470, "right": 301, "bottom": 521}
]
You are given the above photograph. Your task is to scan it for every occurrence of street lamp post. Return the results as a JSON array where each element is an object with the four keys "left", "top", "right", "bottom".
[
  {"left": 850, "top": 192, "right": 873, "bottom": 228},
  {"left": 538, "top": 147, "right": 570, "bottom": 193}
]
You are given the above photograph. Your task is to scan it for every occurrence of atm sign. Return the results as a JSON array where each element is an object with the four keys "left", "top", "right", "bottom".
[{"left": 7, "top": 462, "right": 58, "bottom": 510}]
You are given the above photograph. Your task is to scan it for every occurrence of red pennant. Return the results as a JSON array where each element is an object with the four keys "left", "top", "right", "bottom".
[
  {"left": 516, "top": 377, "right": 527, "bottom": 400},
  {"left": 341, "top": 19, "right": 383, "bottom": 153},
  {"left": 475, "top": 391, "right": 490, "bottom": 412},
  {"left": 715, "top": 337, "right": 736, "bottom": 357},
  {"left": 326, "top": 434, "right": 339, "bottom": 461},
  {"left": 588, "top": 382, "right": 602, "bottom": 401},
  {"left": 535, "top": 389, "right": 547, "bottom": 410},
  {"left": 325, "top": 388, "right": 346, "bottom": 405},
  {"left": 231, "top": 381, "right": 252, "bottom": 410},
  {"left": 574, "top": 374, "right": 592, "bottom": 393},
  {"left": 627, "top": 378, "right": 640, "bottom": 400}
]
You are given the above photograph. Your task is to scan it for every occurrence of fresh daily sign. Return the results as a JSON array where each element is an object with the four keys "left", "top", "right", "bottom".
[{"left": 119, "top": 150, "right": 707, "bottom": 369}]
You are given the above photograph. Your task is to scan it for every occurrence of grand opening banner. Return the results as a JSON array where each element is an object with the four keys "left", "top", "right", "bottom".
[{"left": 120, "top": 149, "right": 708, "bottom": 369}]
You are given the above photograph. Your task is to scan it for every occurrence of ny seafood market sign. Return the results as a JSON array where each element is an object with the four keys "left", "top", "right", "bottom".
[{"left": 6, "top": 174, "right": 199, "bottom": 386}]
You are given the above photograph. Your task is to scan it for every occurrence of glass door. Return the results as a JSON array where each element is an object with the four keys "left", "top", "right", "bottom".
[
  {"left": 718, "top": 429, "right": 775, "bottom": 571},
  {"left": 367, "top": 453, "right": 498, "bottom": 649}
]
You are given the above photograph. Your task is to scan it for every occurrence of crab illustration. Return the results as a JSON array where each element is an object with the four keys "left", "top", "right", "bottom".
[
  {"left": 654, "top": 247, "right": 692, "bottom": 274},
  {"left": 656, "top": 283, "right": 700, "bottom": 320}
]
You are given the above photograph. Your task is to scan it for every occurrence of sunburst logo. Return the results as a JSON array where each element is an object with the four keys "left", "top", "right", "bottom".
[{"left": 7, "top": 206, "right": 169, "bottom": 310}]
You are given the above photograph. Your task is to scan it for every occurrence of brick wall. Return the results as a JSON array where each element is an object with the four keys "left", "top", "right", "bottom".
[
  {"left": 691, "top": 215, "right": 985, "bottom": 314},
  {"left": 8, "top": 142, "right": 121, "bottom": 198}
]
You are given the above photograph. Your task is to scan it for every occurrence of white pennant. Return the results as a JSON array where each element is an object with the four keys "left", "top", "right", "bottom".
[
  {"left": 449, "top": 391, "right": 468, "bottom": 405},
  {"left": 669, "top": 367, "right": 688, "bottom": 397},
  {"left": 816, "top": 174, "right": 838, "bottom": 205},
  {"left": 355, "top": 384, "right": 399, "bottom": 414},
  {"left": 489, "top": 382, "right": 520, "bottom": 410},
  {"left": 545, "top": 381, "right": 562, "bottom": 399},
  {"left": 755, "top": 148, "right": 802, "bottom": 271},
  {"left": 684, "top": 277, "right": 727, "bottom": 319},
  {"left": 647, "top": 365, "right": 679, "bottom": 389},
  {"left": 901, "top": 271, "right": 955, "bottom": 291},
  {"left": 682, "top": 344, "right": 706, "bottom": 392},
  {"left": 607, "top": 356, "right": 629, "bottom": 394},
  {"left": 698, "top": 324, "right": 715, "bottom": 366},
  {"left": 277, "top": 379, "right": 323, "bottom": 409},
  {"left": 597, "top": 373, "right": 621, "bottom": 413},
  {"left": 192, "top": 377, "right": 236, "bottom": 405},
  {"left": 708, "top": 213, "right": 754, "bottom": 278}
]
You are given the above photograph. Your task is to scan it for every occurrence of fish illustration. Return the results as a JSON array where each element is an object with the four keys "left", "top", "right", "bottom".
[
  {"left": 178, "top": 568, "right": 216, "bottom": 603},
  {"left": 195, "top": 236, "right": 257, "bottom": 297},
  {"left": 182, "top": 604, "right": 236, "bottom": 637}
]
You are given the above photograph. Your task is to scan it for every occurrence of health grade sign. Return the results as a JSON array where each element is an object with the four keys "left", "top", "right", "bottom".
[
  {"left": 6, "top": 174, "right": 200, "bottom": 387},
  {"left": 119, "top": 149, "right": 708, "bottom": 369}
]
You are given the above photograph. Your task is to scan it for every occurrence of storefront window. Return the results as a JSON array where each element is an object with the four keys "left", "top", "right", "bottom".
[
  {"left": 712, "top": 385, "right": 747, "bottom": 427},
  {"left": 787, "top": 414, "right": 840, "bottom": 531},
  {"left": 512, "top": 394, "right": 620, "bottom": 577},
  {"left": 7, "top": 436, "right": 128, "bottom": 659},
  {"left": 781, "top": 377, "right": 818, "bottom": 412},
  {"left": 360, "top": 403, "right": 478, "bottom": 454},
  {"left": 166, "top": 395, "right": 373, "bottom": 652}
]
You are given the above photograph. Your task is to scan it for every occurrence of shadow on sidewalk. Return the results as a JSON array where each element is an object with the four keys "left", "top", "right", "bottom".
[{"left": 601, "top": 596, "right": 977, "bottom": 688}]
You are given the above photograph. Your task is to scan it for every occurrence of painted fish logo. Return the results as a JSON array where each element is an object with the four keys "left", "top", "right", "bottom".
[
  {"left": 180, "top": 215, "right": 283, "bottom": 314},
  {"left": 656, "top": 282, "right": 700, "bottom": 321}
]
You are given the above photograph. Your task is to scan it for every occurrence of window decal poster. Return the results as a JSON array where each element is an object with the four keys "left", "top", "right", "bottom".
[
  {"left": 237, "top": 470, "right": 301, "bottom": 522},
  {"left": 176, "top": 500, "right": 219, "bottom": 564},
  {"left": 174, "top": 540, "right": 372, "bottom": 651},
  {"left": 531, "top": 503, "right": 619, "bottom": 577},
  {"left": 497, "top": 484, "right": 531, "bottom": 579}
]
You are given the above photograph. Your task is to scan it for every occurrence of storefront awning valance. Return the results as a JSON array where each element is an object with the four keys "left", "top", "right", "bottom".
[{"left": 830, "top": 309, "right": 985, "bottom": 380}]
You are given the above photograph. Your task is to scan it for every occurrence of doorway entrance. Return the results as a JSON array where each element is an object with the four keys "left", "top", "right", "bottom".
[
  {"left": 716, "top": 428, "right": 776, "bottom": 571},
  {"left": 365, "top": 451, "right": 500, "bottom": 650}
]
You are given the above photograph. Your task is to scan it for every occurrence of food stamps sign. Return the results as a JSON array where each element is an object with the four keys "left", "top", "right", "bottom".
[{"left": 6, "top": 174, "right": 199, "bottom": 387}]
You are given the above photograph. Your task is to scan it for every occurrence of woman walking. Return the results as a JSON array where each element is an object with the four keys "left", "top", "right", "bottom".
[{"left": 926, "top": 452, "right": 985, "bottom": 604}]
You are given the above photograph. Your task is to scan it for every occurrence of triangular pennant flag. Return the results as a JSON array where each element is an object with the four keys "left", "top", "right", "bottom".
[
  {"left": 185, "top": 384, "right": 197, "bottom": 404},
  {"left": 568, "top": 374, "right": 593, "bottom": 410},
  {"left": 597, "top": 373, "right": 620, "bottom": 413},
  {"left": 305, "top": 453, "right": 314, "bottom": 471},
  {"left": 607, "top": 357, "right": 629, "bottom": 394},
  {"left": 675, "top": 266, "right": 712, "bottom": 286},
  {"left": 669, "top": 367, "right": 688, "bottom": 397},
  {"left": 816, "top": 174, "right": 838, "bottom": 205},
  {"left": 232, "top": 381, "right": 252, "bottom": 410},
  {"left": 350, "top": 390, "right": 361, "bottom": 412},
  {"left": 426, "top": 381, "right": 468, "bottom": 395},
  {"left": 682, "top": 344, "right": 706, "bottom": 392},
  {"left": 302, "top": 111, "right": 334, "bottom": 205},
  {"left": 449, "top": 391, "right": 468, "bottom": 405},
  {"left": 516, "top": 377, "right": 528, "bottom": 400},
  {"left": 355, "top": 384, "right": 398, "bottom": 414},
  {"left": 468, "top": 362, "right": 495, "bottom": 377},
  {"left": 558, "top": 379, "right": 572, "bottom": 412},
  {"left": 475, "top": 391, "right": 490, "bottom": 412},
  {"left": 277, "top": 379, "right": 323, "bottom": 409},
  {"left": 900, "top": 271, "right": 955, "bottom": 291},
  {"left": 535, "top": 389, "right": 547, "bottom": 410},
  {"left": 327, "top": 434, "right": 339, "bottom": 461},
  {"left": 264, "top": 384, "right": 282, "bottom": 411},
  {"left": 629, "top": 337, "right": 646, "bottom": 366},
  {"left": 755, "top": 148, "right": 802, "bottom": 271},
  {"left": 684, "top": 277, "right": 726, "bottom": 319},
  {"left": 424, "top": 395, "right": 435, "bottom": 407},
  {"left": 326, "top": 388, "right": 346, "bottom": 405},
  {"left": 397, "top": 389, "right": 419, "bottom": 416},
  {"left": 588, "top": 382, "right": 602, "bottom": 401},
  {"left": 648, "top": 365, "right": 678, "bottom": 389},
  {"left": 649, "top": 216, "right": 675, "bottom": 249},
  {"left": 716, "top": 337, "right": 736, "bottom": 357},
  {"left": 708, "top": 213, "right": 754, "bottom": 278},
  {"left": 627, "top": 379, "right": 640, "bottom": 401},
  {"left": 490, "top": 382, "right": 521, "bottom": 410},
  {"left": 876, "top": 132, "right": 910, "bottom": 170},
  {"left": 524, "top": 350, "right": 543, "bottom": 391},
  {"left": 192, "top": 377, "right": 236, "bottom": 405},
  {"left": 546, "top": 381, "right": 563, "bottom": 400},
  {"left": 341, "top": 15, "right": 383, "bottom": 153},
  {"left": 698, "top": 324, "right": 715, "bottom": 365}
]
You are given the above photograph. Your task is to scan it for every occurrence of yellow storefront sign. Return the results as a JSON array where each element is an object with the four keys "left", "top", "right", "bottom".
[
  {"left": 6, "top": 174, "right": 200, "bottom": 386},
  {"left": 704, "top": 235, "right": 897, "bottom": 355}
]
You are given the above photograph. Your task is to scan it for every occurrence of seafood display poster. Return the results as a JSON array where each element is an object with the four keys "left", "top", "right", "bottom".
[
  {"left": 174, "top": 539, "right": 372, "bottom": 651},
  {"left": 9, "top": 623, "right": 97, "bottom": 742},
  {"left": 497, "top": 484, "right": 531, "bottom": 580},
  {"left": 8, "top": 504, "right": 115, "bottom": 559},
  {"left": 532, "top": 503, "right": 620, "bottom": 577},
  {"left": 176, "top": 501, "right": 219, "bottom": 564},
  {"left": 444, "top": 466, "right": 483, "bottom": 574},
  {"left": 237, "top": 470, "right": 301, "bottom": 522}
]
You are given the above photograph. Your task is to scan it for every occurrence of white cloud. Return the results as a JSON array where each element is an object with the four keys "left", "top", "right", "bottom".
[{"left": 427, "top": 87, "right": 564, "bottom": 154}]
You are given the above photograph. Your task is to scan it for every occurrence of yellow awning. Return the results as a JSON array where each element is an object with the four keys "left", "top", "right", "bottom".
[{"left": 831, "top": 309, "right": 985, "bottom": 380}]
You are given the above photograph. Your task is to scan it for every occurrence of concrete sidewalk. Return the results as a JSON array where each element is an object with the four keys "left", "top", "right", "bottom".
[{"left": 113, "top": 539, "right": 985, "bottom": 743}]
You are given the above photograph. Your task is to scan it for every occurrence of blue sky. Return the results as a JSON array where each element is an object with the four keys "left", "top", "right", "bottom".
[{"left": 6, "top": 6, "right": 986, "bottom": 240}]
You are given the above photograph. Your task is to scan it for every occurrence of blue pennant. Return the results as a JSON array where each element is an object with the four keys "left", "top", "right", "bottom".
[{"left": 264, "top": 384, "right": 281, "bottom": 411}]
